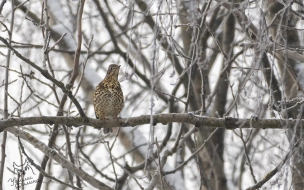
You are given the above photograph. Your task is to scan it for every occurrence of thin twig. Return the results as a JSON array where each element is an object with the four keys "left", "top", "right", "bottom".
[
  {"left": 206, "top": 49, "right": 244, "bottom": 110},
  {"left": 246, "top": 148, "right": 292, "bottom": 190},
  {"left": 239, "top": 128, "right": 257, "bottom": 183},
  {"left": 47, "top": 32, "right": 67, "bottom": 52},
  {"left": 164, "top": 128, "right": 219, "bottom": 175},
  {"left": 76, "top": 129, "right": 115, "bottom": 182}
]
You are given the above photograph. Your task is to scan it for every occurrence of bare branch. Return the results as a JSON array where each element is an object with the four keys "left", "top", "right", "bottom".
[{"left": 0, "top": 114, "right": 302, "bottom": 132}]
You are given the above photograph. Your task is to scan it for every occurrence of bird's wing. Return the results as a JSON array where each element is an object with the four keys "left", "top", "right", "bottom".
[
  {"left": 94, "top": 81, "right": 105, "bottom": 120},
  {"left": 97, "top": 81, "right": 106, "bottom": 89}
]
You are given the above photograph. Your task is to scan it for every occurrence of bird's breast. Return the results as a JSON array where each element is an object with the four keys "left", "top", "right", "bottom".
[{"left": 93, "top": 85, "right": 124, "bottom": 118}]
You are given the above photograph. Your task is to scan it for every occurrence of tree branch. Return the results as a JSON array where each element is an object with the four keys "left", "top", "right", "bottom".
[{"left": 0, "top": 114, "right": 301, "bottom": 132}]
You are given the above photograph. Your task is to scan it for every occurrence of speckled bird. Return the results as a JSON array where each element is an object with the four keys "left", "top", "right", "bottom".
[{"left": 93, "top": 64, "right": 124, "bottom": 134}]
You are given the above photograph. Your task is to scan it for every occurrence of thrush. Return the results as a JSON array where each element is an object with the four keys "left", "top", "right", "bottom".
[{"left": 93, "top": 64, "right": 124, "bottom": 134}]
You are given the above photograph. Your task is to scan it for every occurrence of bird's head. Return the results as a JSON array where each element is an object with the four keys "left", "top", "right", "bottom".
[{"left": 105, "top": 64, "right": 121, "bottom": 80}]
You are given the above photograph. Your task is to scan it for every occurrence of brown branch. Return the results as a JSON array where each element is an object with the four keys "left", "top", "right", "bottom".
[{"left": 0, "top": 114, "right": 302, "bottom": 132}]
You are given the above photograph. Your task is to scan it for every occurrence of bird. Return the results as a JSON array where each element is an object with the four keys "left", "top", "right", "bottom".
[{"left": 93, "top": 64, "right": 124, "bottom": 134}]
